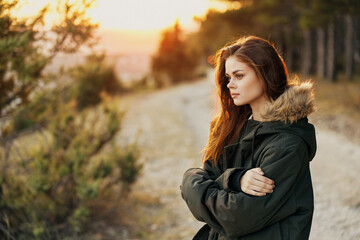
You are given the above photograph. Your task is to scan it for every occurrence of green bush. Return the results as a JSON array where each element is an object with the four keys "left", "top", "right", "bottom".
[
  {"left": 4, "top": 53, "right": 124, "bottom": 135},
  {"left": 0, "top": 104, "right": 142, "bottom": 239},
  {"left": 3, "top": 91, "right": 59, "bottom": 135},
  {"left": 69, "top": 54, "right": 124, "bottom": 110}
]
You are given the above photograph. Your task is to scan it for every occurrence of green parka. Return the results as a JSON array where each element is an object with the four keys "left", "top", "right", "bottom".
[{"left": 181, "top": 82, "right": 317, "bottom": 240}]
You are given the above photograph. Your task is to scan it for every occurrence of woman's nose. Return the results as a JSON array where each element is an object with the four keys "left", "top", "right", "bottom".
[{"left": 227, "top": 77, "right": 235, "bottom": 89}]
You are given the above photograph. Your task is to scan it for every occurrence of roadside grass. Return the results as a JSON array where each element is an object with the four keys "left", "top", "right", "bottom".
[
  {"left": 77, "top": 191, "right": 163, "bottom": 240},
  {"left": 301, "top": 73, "right": 360, "bottom": 143},
  {"left": 312, "top": 74, "right": 360, "bottom": 121}
]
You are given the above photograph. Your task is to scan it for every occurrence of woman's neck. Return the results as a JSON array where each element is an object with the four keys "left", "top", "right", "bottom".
[
  {"left": 251, "top": 112, "right": 262, "bottom": 121},
  {"left": 250, "top": 96, "right": 270, "bottom": 121}
]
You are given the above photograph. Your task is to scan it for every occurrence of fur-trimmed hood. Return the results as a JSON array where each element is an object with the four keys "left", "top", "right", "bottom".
[
  {"left": 241, "top": 81, "right": 317, "bottom": 161},
  {"left": 261, "top": 82, "right": 315, "bottom": 123}
]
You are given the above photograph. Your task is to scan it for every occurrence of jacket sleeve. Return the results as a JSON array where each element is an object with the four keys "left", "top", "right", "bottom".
[
  {"left": 202, "top": 158, "right": 221, "bottom": 180},
  {"left": 202, "top": 156, "right": 248, "bottom": 192},
  {"left": 181, "top": 138, "right": 309, "bottom": 237}
]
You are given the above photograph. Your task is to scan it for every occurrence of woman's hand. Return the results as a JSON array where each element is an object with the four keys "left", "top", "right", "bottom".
[{"left": 240, "top": 168, "right": 275, "bottom": 196}]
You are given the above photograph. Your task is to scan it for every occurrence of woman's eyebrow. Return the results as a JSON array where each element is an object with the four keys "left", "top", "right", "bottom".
[{"left": 225, "top": 69, "right": 244, "bottom": 75}]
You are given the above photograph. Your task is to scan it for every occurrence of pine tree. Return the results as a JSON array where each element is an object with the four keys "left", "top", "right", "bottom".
[
  {"left": 151, "top": 20, "right": 199, "bottom": 86},
  {"left": 0, "top": 0, "right": 97, "bottom": 116}
]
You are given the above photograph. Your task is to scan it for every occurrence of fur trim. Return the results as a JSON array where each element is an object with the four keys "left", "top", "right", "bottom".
[{"left": 261, "top": 81, "right": 316, "bottom": 123}]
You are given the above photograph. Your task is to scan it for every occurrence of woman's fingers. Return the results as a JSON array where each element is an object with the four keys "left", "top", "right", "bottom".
[
  {"left": 252, "top": 168, "right": 274, "bottom": 183},
  {"left": 253, "top": 172, "right": 274, "bottom": 185},
  {"left": 242, "top": 178, "right": 273, "bottom": 194},
  {"left": 240, "top": 168, "right": 275, "bottom": 196},
  {"left": 252, "top": 176, "right": 275, "bottom": 190},
  {"left": 253, "top": 167, "right": 264, "bottom": 175},
  {"left": 247, "top": 189, "right": 267, "bottom": 197},
  {"left": 249, "top": 181, "right": 274, "bottom": 193},
  {"left": 251, "top": 168, "right": 275, "bottom": 186},
  {"left": 241, "top": 181, "right": 269, "bottom": 196}
]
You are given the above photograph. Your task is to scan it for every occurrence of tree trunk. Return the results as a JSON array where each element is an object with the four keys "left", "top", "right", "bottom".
[
  {"left": 354, "top": 17, "right": 360, "bottom": 67},
  {"left": 301, "top": 29, "right": 312, "bottom": 75},
  {"left": 326, "top": 23, "right": 336, "bottom": 82},
  {"left": 286, "top": 44, "right": 294, "bottom": 72},
  {"left": 282, "top": 24, "right": 295, "bottom": 72},
  {"left": 316, "top": 28, "right": 326, "bottom": 79},
  {"left": 275, "top": 33, "right": 285, "bottom": 59},
  {"left": 311, "top": 30, "right": 317, "bottom": 74},
  {"left": 344, "top": 15, "right": 355, "bottom": 80}
]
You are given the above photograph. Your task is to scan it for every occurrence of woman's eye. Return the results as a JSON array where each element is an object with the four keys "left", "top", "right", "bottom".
[{"left": 236, "top": 74, "right": 244, "bottom": 79}]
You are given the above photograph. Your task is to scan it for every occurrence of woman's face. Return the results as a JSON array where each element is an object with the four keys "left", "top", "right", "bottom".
[{"left": 225, "top": 56, "right": 266, "bottom": 108}]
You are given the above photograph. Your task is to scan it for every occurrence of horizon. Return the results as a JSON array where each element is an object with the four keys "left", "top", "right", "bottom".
[{"left": 14, "top": 0, "right": 239, "bottom": 56}]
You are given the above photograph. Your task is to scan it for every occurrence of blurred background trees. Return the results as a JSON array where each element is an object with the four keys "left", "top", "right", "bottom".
[
  {"left": 151, "top": 0, "right": 360, "bottom": 84},
  {"left": 151, "top": 20, "right": 201, "bottom": 87},
  {"left": 0, "top": 0, "right": 141, "bottom": 239}
]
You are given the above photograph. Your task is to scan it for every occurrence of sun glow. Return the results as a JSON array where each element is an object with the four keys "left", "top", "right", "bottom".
[
  {"left": 13, "top": 0, "right": 232, "bottom": 54},
  {"left": 89, "top": 0, "right": 209, "bottom": 31},
  {"left": 14, "top": 0, "right": 230, "bottom": 31}
]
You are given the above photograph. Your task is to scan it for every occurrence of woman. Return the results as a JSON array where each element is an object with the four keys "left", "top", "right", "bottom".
[{"left": 181, "top": 36, "right": 316, "bottom": 240}]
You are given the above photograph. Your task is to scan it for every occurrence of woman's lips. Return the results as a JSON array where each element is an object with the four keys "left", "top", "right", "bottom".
[{"left": 231, "top": 93, "right": 240, "bottom": 98}]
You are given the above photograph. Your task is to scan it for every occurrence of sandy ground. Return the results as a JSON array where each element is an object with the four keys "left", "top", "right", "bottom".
[{"left": 116, "top": 73, "right": 360, "bottom": 239}]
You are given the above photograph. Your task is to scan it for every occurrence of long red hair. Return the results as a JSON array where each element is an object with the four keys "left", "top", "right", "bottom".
[{"left": 203, "top": 36, "right": 289, "bottom": 164}]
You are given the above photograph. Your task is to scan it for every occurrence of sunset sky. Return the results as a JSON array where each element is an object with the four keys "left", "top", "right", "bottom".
[
  {"left": 15, "top": 0, "right": 235, "bottom": 54},
  {"left": 16, "top": 0, "right": 231, "bottom": 30},
  {"left": 88, "top": 0, "right": 230, "bottom": 31}
]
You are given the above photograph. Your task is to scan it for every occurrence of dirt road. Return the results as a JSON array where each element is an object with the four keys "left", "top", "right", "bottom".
[{"left": 116, "top": 74, "right": 360, "bottom": 239}]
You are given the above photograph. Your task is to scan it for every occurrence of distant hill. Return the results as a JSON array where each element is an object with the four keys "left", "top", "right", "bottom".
[
  {"left": 44, "top": 52, "right": 151, "bottom": 86},
  {"left": 95, "top": 28, "right": 161, "bottom": 55},
  {"left": 43, "top": 28, "right": 157, "bottom": 83}
]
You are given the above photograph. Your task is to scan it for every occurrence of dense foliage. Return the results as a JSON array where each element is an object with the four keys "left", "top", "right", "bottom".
[
  {"left": 0, "top": 0, "right": 98, "bottom": 115},
  {"left": 68, "top": 54, "right": 124, "bottom": 110},
  {"left": 0, "top": 1, "right": 142, "bottom": 239},
  {"left": 183, "top": 0, "right": 360, "bottom": 81},
  {"left": 1, "top": 103, "right": 142, "bottom": 239},
  {"left": 151, "top": 21, "right": 202, "bottom": 87}
]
